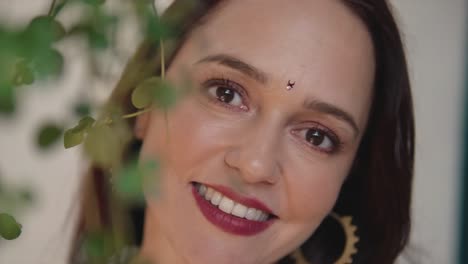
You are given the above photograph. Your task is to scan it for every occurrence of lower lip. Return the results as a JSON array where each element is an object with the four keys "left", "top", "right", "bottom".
[{"left": 192, "top": 185, "right": 274, "bottom": 236}]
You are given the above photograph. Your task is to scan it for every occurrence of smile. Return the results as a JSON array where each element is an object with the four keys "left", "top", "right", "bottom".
[{"left": 191, "top": 182, "right": 277, "bottom": 236}]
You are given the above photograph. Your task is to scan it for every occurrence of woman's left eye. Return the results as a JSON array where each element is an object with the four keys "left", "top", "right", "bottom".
[
  {"left": 295, "top": 127, "right": 340, "bottom": 153},
  {"left": 207, "top": 86, "right": 244, "bottom": 107}
]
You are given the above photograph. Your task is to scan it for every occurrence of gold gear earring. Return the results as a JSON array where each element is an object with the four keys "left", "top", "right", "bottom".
[{"left": 291, "top": 213, "right": 360, "bottom": 264}]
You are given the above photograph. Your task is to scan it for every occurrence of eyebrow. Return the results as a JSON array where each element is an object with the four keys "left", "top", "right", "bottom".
[
  {"left": 303, "top": 99, "right": 360, "bottom": 137},
  {"left": 196, "top": 54, "right": 359, "bottom": 137},
  {"left": 195, "top": 54, "right": 268, "bottom": 84}
]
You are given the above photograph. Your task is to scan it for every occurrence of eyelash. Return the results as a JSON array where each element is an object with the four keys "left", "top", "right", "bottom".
[
  {"left": 201, "top": 77, "right": 342, "bottom": 154},
  {"left": 292, "top": 124, "right": 342, "bottom": 154},
  {"left": 201, "top": 78, "right": 249, "bottom": 111}
]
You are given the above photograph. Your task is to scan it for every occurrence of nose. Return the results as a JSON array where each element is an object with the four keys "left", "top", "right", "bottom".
[{"left": 224, "top": 122, "right": 282, "bottom": 185}]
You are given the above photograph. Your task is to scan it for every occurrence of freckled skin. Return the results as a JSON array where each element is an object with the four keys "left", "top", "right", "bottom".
[{"left": 137, "top": 0, "right": 375, "bottom": 263}]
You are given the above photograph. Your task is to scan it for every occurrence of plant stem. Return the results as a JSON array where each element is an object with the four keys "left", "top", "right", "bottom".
[
  {"left": 48, "top": 0, "right": 58, "bottom": 16},
  {"left": 151, "top": 0, "right": 168, "bottom": 139},
  {"left": 151, "top": 0, "right": 158, "bottom": 16},
  {"left": 121, "top": 108, "right": 151, "bottom": 119},
  {"left": 160, "top": 40, "right": 165, "bottom": 79},
  {"left": 151, "top": 0, "right": 166, "bottom": 79}
]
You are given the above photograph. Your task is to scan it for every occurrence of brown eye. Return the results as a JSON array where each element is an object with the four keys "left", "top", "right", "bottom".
[
  {"left": 216, "top": 87, "right": 235, "bottom": 103},
  {"left": 306, "top": 129, "right": 324, "bottom": 145},
  {"left": 305, "top": 128, "right": 334, "bottom": 150},
  {"left": 207, "top": 86, "right": 244, "bottom": 107}
]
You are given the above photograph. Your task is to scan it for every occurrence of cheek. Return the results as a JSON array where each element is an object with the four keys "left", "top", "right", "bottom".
[
  {"left": 283, "top": 156, "right": 352, "bottom": 224},
  {"left": 139, "top": 98, "right": 234, "bottom": 183}
]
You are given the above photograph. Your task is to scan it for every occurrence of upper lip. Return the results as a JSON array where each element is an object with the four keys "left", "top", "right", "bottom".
[{"left": 199, "top": 182, "right": 276, "bottom": 216}]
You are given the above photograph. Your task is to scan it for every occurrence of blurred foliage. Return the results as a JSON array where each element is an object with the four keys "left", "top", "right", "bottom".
[
  {"left": 0, "top": 0, "right": 109, "bottom": 117},
  {"left": 64, "top": 116, "right": 96, "bottom": 148},
  {"left": 74, "top": 102, "right": 92, "bottom": 117},
  {"left": 131, "top": 77, "right": 177, "bottom": 110},
  {"left": 0, "top": 2, "right": 186, "bottom": 262},
  {"left": 135, "top": 0, "right": 175, "bottom": 42},
  {"left": 37, "top": 122, "right": 64, "bottom": 149},
  {"left": 83, "top": 122, "right": 124, "bottom": 167},
  {"left": 0, "top": 213, "right": 22, "bottom": 240},
  {"left": 114, "top": 159, "right": 159, "bottom": 202},
  {"left": 83, "top": 230, "right": 116, "bottom": 261},
  {"left": 68, "top": 5, "right": 117, "bottom": 50},
  {"left": 0, "top": 176, "right": 34, "bottom": 241}
]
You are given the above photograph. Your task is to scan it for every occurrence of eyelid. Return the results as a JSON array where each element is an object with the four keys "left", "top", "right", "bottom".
[
  {"left": 198, "top": 75, "right": 344, "bottom": 154},
  {"left": 202, "top": 78, "right": 248, "bottom": 97},
  {"left": 201, "top": 78, "right": 250, "bottom": 111},
  {"left": 292, "top": 122, "right": 343, "bottom": 154}
]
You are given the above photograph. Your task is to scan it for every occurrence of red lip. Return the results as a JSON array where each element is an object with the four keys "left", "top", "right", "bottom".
[{"left": 192, "top": 184, "right": 275, "bottom": 236}]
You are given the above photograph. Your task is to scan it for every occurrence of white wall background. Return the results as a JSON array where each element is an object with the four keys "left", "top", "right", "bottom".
[
  {"left": 392, "top": 1, "right": 467, "bottom": 263},
  {"left": 0, "top": 0, "right": 466, "bottom": 263}
]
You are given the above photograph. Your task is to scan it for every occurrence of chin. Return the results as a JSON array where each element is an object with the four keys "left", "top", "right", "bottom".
[{"left": 148, "top": 185, "right": 278, "bottom": 264}]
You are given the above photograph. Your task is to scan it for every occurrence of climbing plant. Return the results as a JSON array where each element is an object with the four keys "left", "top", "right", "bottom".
[{"left": 0, "top": 1, "right": 188, "bottom": 256}]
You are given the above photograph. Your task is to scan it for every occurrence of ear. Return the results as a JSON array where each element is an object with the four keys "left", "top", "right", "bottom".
[{"left": 134, "top": 111, "right": 151, "bottom": 139}]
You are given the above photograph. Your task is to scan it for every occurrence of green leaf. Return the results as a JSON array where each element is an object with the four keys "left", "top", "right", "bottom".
[
  {"left": 85, "top": 8, "right": 118, "bottom": 50},
  {"left": 0, "top": 82, "right": 15, "bottom": 115},
  {"left": 114, "top": 161, "right": 144, "bottom": 200},
  {"left": 83, "top": 125, "right": 120, "bottom": 167},
  {"left": 82, "top": 0, "right": 106, "bottom": 6},
  {"left": 68, "top": 24, "right": 109, "bottom": 50},
  {"left": 12, "top": 60, "right": 34, "bottom": 86},
  {"left": 74, "top": 102, "right": 91, "bottom": 117},
  {"left": 88, "top": 29, "right": 108, "bottom": 50},
  {"left": 114, "top": 159, "right": 160, "bottom": 201},
  {"left": 141, "top": 160, "right": 160, "bottom": 197},
  {"left": 153, "top": 79, "right": 177, "bottom": 109},
  {"left": 132, "top": 77, "right": 178, "bottom": 110},
  {"left": 16, "top": 188, "right": 34, "bottom": 205},
  {"left": 0, "top": 213, "right": 22, "bottom": 240},
  {"left": 76, "top": 116, "right": 96, "bottom": 130},
  {"left": 146, "top": 15, "right": 175, "bottom": 41},
  {"left": 37, "top": 123, "right": 63, "bottom": 149},
  {"left": 26, "top": 16, "right": 66, "bottom": 43},
  {"left": 131, "top": 77, "right": 158, "bottom": 109},
  {"left": 64, "top": 116, "right": 95, "bottom": 149},
  {"left": 64, "top": 129, "right": 83, "bottom": 149},
  {"left": 32, "top": 49, "right": 64, "bottom": 79},
  {"left": 135, "top": 1, "right": 175, "bottom": 42},
  {"left": 18, "top": 17, "right": 64, "bottom": 60},
  {"left": 83, "top": 230, "right": 114, "bottom": 259}
]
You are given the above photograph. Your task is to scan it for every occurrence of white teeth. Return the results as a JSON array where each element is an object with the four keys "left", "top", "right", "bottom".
[
  {"left": 198, "top": 184, "right": 207, "bottom": 196},
  {"left": 210, "top": 191, "right": 222, "bottom": 206},
  {"left": 231, "top": 203, "right": 248, "bottom": 218},
  {"left": 260, "top": 212, "right": 268, "bottom": 221},
  {"left": 245, "top": 208, "right": 257, "bottom": 220},
  {"left": 205, "top": 188, "right": 214, "bottom": 200},
  {"left": 218, "top": 197, "right": 235, "bottom": 214},
  {"left": 197, "top": 184, "right": 272, "bottom": 222},
  {"left": 253, "top": 210, "right": 263, "bottom": 221}
]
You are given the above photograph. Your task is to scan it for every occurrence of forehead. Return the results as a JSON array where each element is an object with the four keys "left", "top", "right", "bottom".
[
  {"left": 193, "top": 0, "right": 374, "bottom": 72},
  {"left": 175, "top": 0, "right": 375, "bottom": 127}
]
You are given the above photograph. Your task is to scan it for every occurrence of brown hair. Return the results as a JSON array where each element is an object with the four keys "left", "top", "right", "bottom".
[{"left": 72, "top": 0, "right": 414, "bottom": 263}]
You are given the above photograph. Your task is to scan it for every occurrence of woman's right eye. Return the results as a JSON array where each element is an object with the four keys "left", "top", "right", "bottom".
[
  {"left": 204, "top": 79, "right": 248, "bottom": 110},
  {"left": 208, "top": 86, "right": 243, "bottom": 106}
]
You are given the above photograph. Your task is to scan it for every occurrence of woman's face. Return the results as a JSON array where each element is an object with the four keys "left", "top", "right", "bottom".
[{"left": 137, "top": 0, "right": 374, "bottom": 263}]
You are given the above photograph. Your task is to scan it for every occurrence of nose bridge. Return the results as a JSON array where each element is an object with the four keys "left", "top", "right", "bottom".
[{"left": 229, "top": 116, "right": 282, "bottom": 184}]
